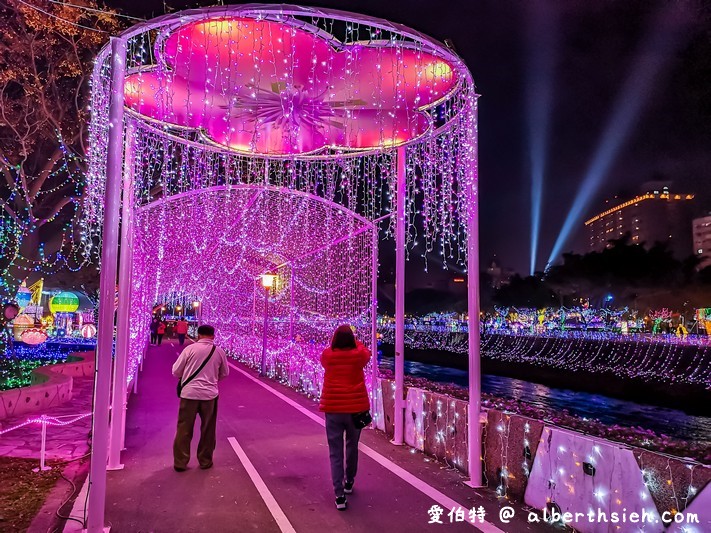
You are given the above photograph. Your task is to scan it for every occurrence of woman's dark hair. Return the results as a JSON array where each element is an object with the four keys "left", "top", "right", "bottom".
[{"left": 331, "top": 325, "right": 356, "bottom": 350}]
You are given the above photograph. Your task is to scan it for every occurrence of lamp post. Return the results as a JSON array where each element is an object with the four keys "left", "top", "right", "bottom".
[
  {"left": 192, "top": 301, "right": 201, "bottom": 326},
  {"left": 260, "top": 273, "right": 275, "bottom": 376}
]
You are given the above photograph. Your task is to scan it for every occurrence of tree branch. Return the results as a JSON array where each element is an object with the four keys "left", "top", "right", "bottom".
[
  {"left": 37, "top": 195, "right": 74, "bottom": 227},
  {"left": 29, "top": 147, "right": 64, "bottom": 200},
  {"left": 0, "top": 197, "right": 21, "bottom": 224}
]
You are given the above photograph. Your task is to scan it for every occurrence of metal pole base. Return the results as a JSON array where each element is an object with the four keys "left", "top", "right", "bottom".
[
  {"left": 106, "top": 463, "right": 125, "bottom": 471},
  {"left": 464, "top": 480, "right": 485, "bottom": 489}
]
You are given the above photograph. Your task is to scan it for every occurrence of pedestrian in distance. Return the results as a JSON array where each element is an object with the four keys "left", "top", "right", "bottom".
[
  {"left": 149, "top": 316, "right": 160, "bottom": 345},
  {"left": 175, "top": 316, "right": 189, "bottom": 345},
  {"left": 319, "top": 324, "right": 371, "bottom": 511},
  {"left": 156, "top": 319, "right": 166, "bottom": 345},
  {"left": 172, "top": 324, "right": 229, "bottom": 471}
]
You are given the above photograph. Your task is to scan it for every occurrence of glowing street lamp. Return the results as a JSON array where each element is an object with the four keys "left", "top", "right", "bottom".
[
  {"left": 192, "top": 301, "right": 201, "bottom": 325},
  {"left": 260, "top": 273, "right": 276, "bottom": 376},
  {"left": 261, "top": 273, "right": 276, "bottom": 289}
]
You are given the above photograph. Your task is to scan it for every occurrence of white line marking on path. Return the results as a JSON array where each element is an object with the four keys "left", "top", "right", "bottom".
[
  {"left": 227, "top": 362, "right": 504, "bottom": 533},
  {"left": 228, "top": 436, "right": 297, "bottom": 533}
]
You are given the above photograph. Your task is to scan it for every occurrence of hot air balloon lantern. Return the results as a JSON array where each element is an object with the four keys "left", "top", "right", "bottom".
[
  {"left": 49, "top": 292, "right": 80, "bottom": 315},
  {"left": 81, "top": 324, "right": 97, "bottom": 339}
]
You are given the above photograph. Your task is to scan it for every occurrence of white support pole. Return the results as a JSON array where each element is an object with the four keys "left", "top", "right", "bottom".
[
  {"left": 86, "top": 36, "right": 126, "bottom": 533},
  {"left": 108, "top": 122, "right": 134, "bottom": 471},
  {"left": 466, "top": 96, "right": 483, "bottom": 487},
  {"left": 393, "top": 146, "right": 406, "bottom": 445},
  {"left": 38, "top": 417, "right": 50, "bottom": 471},
  {"left": 370, "top": 225, "right": 379, "bottom": 395}
]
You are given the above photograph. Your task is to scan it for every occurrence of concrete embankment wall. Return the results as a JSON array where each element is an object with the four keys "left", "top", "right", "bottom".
[{"left": 372, "top": 378, "right": 711, "bottom": 533}]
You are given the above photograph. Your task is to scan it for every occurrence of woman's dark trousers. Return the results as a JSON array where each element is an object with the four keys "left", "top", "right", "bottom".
[{"left": 325, "top": 413, "right": 362, "bottom": 498}]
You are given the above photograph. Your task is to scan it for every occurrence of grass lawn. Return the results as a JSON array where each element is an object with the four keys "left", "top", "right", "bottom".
[{"left": 0, "top": 456, "right": 61, "bottom": 532}]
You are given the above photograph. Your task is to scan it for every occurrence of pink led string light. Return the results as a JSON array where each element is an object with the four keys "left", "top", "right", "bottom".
[
  {"left": 125, "top": 185, "right": 375, "bottom": 392},
  {"left": 0, "top": 412, "right": 91, "bottom": 436}
]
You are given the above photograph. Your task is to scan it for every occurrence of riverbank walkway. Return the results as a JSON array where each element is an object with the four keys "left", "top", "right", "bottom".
[{"left": 67, "top": 339, "right": 554, "bottom": 532}]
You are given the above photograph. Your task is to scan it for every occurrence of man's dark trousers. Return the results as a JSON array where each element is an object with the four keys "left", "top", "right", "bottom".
[
  {"left": 178, "top": 334, "right": 186, "bottom": 345},
  {"left": 173, "top": 397, "right": 218, "bottom": 469}
]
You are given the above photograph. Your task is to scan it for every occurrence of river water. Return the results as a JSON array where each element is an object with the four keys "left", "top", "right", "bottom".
[{"left": 378, "top": 356, "right": 711, "bottom": 442}]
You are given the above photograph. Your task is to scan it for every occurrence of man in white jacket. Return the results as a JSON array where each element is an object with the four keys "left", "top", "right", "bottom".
[{"left": 171, "top": 324, "right": 229, "bottom": 471}]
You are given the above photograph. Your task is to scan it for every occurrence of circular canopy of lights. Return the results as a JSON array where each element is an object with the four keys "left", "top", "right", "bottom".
[{"left": 83, "top": 4, "right": 477, "bottom": 390}]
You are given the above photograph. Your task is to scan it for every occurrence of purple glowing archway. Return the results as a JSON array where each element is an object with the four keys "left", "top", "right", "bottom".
[
  {"left": 82, "top": 6, "right": 480, "bottom": 530},
  {"left": 131, "top": 184, "right": 377, "bottom": 396}
]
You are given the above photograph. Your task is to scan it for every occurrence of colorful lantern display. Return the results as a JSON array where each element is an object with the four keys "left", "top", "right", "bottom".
[
  {"left": 3, "top": 302, "right": 19, "bottom": 321},
  {"left": 21, "top": 328, "right": 48, "bottom": 346},
  {"left": 12, "top": 314, "right": 35, "bottom": 341},
  {"left": 48, "top": 291, "right": 80, "bottom": 314},
  {"left": 81, "top": 323, "right": 97, "bottom": 339},
  {"left": 15, "top": 286, "right": 32, "bottom": 310},
  {"left": 695, "top": 308, "right": 711, "bottom": 336}
]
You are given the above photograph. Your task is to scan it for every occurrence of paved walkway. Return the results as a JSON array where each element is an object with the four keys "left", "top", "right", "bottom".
[
  {"left": 0, "top": 376, "right": 92, "bottom": 462},
  {"left": 79, "top": 339, "right": 554, "bottom": 532}
]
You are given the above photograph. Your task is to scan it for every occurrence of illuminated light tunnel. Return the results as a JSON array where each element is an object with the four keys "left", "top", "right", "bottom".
[{"left": 80, "top": 8, "right": 481, "bottom": 499}]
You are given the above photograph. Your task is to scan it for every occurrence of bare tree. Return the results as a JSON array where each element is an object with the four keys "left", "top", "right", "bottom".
[{"left": 0, "top": 0, "right": 120, "bottom": 300}]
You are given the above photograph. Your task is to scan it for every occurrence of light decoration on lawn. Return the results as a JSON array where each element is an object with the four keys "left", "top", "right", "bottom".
[
  {"left": 0, "top": 341, "right": 94, "bottom": 390},
  {"left": 82, "top": 6, "right": 477, "bottom": 391},
  {"left": 21, "top": 328, "right": 48, "bottom": 346},
  {"left": 12, "top": 314, "right": 35, "bottom": 341},
  {"left": 379, "top": 317, "right": 711, "bottom": 388}
]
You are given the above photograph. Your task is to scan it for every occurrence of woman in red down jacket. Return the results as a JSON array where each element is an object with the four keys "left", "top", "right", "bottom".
[{"left": 319, "top": 325, "right": 371, "bottom": 511}]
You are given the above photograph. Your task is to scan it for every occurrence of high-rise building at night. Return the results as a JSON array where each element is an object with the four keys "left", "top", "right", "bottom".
[
  {"left": 584, "top": 186, "right": 695, "bottom": 259},
  {"left": 692, "top": 214, "right": 711, "bottom": 269}
]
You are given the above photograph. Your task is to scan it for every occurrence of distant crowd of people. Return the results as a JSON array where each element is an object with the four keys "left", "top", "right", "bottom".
[{"left": 149, "top": 316, "right": 190, "bottom": 346}]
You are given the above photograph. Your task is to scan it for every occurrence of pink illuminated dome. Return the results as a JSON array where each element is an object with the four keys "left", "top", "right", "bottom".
[{"left": 123, "top": 15, "right": 459, "bottom": 156}]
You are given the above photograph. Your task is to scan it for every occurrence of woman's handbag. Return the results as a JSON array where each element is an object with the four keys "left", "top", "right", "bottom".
[
  {"left": 177, "top": 346, "right": 216, "bottom": 398},
  {"left": 352, "top": 410, "right": 372, "bottom": 429}
]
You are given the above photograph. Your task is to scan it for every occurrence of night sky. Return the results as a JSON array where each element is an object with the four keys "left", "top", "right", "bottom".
[{"left": 107, "top": 0, "right": 711, "bottom": 276}]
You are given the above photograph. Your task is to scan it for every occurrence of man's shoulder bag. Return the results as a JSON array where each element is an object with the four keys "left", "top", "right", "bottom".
[{"left": 177, "top": 345, "right": 217, "bottom": 398}]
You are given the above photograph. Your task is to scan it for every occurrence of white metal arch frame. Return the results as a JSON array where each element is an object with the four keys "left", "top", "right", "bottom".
[{"left": 84, "top": 6, "right": 480, "bottom": 531}]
